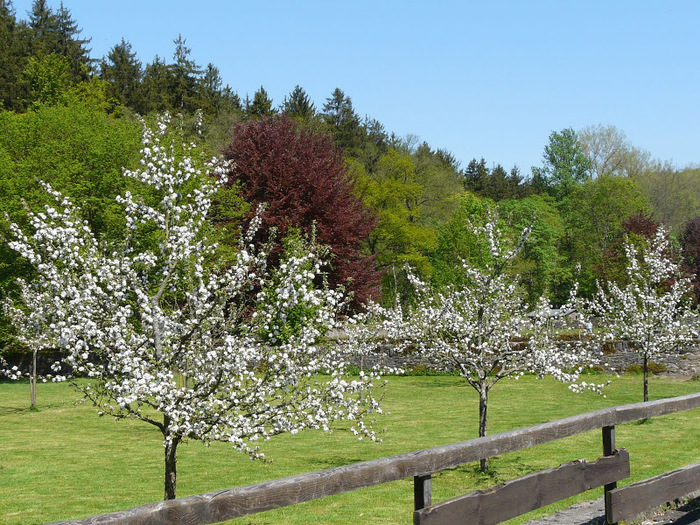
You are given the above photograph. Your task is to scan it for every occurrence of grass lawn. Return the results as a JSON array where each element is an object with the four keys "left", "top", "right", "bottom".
[{"left": 0, "top": 373, "right": 698, "bottom": 524}]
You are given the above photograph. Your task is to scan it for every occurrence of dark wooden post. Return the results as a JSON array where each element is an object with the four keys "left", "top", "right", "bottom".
[
  {"left": 414, "top": 474, "right": 432, "bottom": 511},
  {"left": 603, "top": 425, "right": 618, "bottom": 525}
]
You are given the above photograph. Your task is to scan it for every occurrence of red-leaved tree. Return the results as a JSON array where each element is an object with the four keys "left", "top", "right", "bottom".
[
  {"left": 222, "top": 116, "right": 381, "bottom": 306},
  {"left": 681, "top": 215, "right": 700, "bottom": 306}
]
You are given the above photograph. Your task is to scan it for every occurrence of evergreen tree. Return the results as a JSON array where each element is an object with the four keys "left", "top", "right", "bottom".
[
  {"left": 28, "top": 0, "right": 91, "bottom": 82},
  {"left": 322, "top": 87, "right": 362, "bottom": 153},
  {"left": 197, "top": 63, "right": 241, "bottom": 116},
  {"left": 171, "top": 34, "right": 200, "bottom": 111},
  {"left": 463, "top": 158, "right": 489, "bottom": 194},
  {"left": 282, "top": 85, "right": 316, "bottom": 120},
  {"left": 55, "top": 1, "right": 92, "bottom": 79},
  {"left": 246, "top": 85, "right": 274, "bottom": 118},
  {"left": 100, "top": 38, "right": 142, "bottom": 110},
  {"left": 0, "top": 0, "right": 30, "bottom": 110},
  {"left": 140, "top": 56, "right": 173, "bottom": 113}
]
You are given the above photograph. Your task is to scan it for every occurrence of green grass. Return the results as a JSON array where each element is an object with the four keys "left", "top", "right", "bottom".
[{"left": 1, "top": 375, "right": 698, "bottom": 525}]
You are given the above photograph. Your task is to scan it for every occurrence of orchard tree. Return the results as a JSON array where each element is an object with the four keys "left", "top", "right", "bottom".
[
  {"left": 588, "top": 227, "right": 696, "bottom": 402},
  {"left": 4, "top": 114, "right": 386, "bottom": 500},
  {"left": 384, "top": 214, "right": 604, "bottom": 471},
  {"left": 222, "top": 116, "right": 381, "bottom": 306}
]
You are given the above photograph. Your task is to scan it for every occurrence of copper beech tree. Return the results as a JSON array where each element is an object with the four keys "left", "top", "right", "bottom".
[{"left": 222, "top": 116, "right": 381, "bottom": 307}]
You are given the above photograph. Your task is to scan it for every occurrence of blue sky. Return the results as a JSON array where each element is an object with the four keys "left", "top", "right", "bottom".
[{"left": 10, "top": 0, "right": 700, "bottom": 173}]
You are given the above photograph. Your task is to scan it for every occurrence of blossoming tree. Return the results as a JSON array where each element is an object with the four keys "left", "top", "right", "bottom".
[
  {"left": 378, "top": 215, "right": 604, "bottom": 471},
  {"left": 4, "top": 114, "right": 384, "bottom": 500},
  {"left": 588, "top": 227, "right": 696, "bottom": 402}
]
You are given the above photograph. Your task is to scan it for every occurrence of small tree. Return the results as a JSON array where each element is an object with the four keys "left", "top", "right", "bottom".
[
  {"left": 588, "top": 227, "right": 696, "bottom": 402},
  {"left": 381, "top": 214, "right": 604, "bottom": 471},
  {"left": 4, "top": 114, "right": 385, "bottom": 500}
]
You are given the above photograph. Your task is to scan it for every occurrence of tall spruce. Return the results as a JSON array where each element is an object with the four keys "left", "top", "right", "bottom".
[{"left": 100, "top": 38, "right": 142, "bottom": 110}]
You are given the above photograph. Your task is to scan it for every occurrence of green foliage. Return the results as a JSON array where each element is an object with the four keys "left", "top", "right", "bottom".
[
  {"left": 558, "top": 176, "right": 649, "bottom": 298},
  {"left": 0, "top": 101, "right": 142, "bottom": 349},
  {"left": 430, "top": 192, "right": 493, "bottom": 288},
  {"left": 532, "top": 128, "right": 592, "bottom": 201},
  {"left": 498, "top": 194, "right": 564, "bottom": 304}
]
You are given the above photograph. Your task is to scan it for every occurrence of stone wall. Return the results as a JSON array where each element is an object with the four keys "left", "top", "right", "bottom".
[{"left": 350, "top": 341, "right": 700, "bottom": 378}]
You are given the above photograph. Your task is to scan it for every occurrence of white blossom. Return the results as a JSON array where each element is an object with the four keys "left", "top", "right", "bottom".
[
  {"left": 586, "top": 227, "right": 696, "bottom": 401},
  {"left": 3, "top": 114, "right": 384, "bottom": 499}
]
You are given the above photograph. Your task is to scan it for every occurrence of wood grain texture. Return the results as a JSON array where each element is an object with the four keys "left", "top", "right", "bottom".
[
  {"left": 414, "top": 450, "right": 630, "bottom": 525},
  {"left": 608, "top": 462, "right": 700, "bottom": 522}
]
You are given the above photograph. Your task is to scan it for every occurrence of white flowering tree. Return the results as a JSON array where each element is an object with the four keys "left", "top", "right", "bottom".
[
  {"left": 3, "top": 114, "right": 384, "bottom": 500},
  {"left": 588, "top": 228, "right": 696, "bottom": 402},
  {"left": 379, "top": 215, "right": 604, "bottom": 471}
]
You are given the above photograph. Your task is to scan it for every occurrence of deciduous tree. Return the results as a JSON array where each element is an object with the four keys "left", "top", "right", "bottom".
[
  {"left": 3, "top": 114, "right": 385, "bottom": 500},
  {"left": 222, "top": 116, "right": 381, "bottom": 306},
  {"left": 384, "top": 215, "right": 603, "bottom": 471},
  {"left": 587, "top": 228, "right": 695, "bottom": 402}
]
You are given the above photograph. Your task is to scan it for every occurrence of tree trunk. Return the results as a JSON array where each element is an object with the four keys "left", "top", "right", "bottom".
[
  {"left": 479, "top": 387, "right": 489, "bottom": 472},
  {"left": 164, "top": 436, "right": 180, "bottom": 500},
  {"left": 30, "top": 349, "right": 37, "bottom": 410},
  {"left": 643, "top": 353, "right": 649, "bottom": 403}
]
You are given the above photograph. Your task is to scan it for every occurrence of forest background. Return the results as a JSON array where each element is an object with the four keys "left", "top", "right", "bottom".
[{"left": 2, "top": 0, "right": 700, "bottom": 355}]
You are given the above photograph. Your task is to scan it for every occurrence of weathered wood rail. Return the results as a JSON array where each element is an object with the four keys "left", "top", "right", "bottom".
[{"left": 47, "top": 392, "right": 700, "bottom": 525}]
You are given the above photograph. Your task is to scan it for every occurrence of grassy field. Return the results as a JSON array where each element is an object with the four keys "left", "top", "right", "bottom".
[{"left": 1, "top": 373, "right": 698, "bottom": 525}]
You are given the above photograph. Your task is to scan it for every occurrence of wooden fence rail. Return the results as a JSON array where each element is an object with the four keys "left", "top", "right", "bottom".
[{"left": 48, "top": 392, "right": 700, "bottom": 525}]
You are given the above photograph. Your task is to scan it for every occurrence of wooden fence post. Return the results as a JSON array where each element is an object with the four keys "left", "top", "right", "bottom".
[
  {"left": 414, "top": 474, "right": 432, "bottom": 511},
  {"left": 603, "top": 425, "right": 617, "bottom": 525}
]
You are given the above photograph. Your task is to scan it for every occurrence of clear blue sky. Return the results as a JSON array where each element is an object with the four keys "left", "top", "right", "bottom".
[{"left": 11, "top": 0, "right": 700, "bottom": 173}]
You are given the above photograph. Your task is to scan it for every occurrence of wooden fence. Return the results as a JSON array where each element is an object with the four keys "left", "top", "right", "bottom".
[{"left": 48, "top": 392, "right": 700, "bottom": 525}]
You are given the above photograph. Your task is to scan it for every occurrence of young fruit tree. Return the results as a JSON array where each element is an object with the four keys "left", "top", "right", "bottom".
[
  {"left": 3, "top": 114, "right": 385, "bottom": 501},
  {"left": 588, "top": 227, "right": 696, "bottom": 402},
  {"left": 379, "top": 215, "right": 605, "bottom": 471}
]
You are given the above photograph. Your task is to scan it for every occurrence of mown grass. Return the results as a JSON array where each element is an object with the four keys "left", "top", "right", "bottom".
[{"left": 0, "top": 374, "right": 698, "bottom": 524}]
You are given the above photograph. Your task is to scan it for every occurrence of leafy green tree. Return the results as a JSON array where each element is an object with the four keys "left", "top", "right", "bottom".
[
  {"left": 430, "top": 192, "right": 493, "bottom": 288},
  {"left": 632, "top": 163, "right": 700, "bottom": 232},
  {"left": 0, "top": 100, "right": 142, "bottom": 353},
  {"left": 532, "top": 128, "right": 592, "bottom": 201},
  {"left": 498, "top": 194, "right": 564, "bottom": 304},
  {"left": 360, "top": 149, "right": 438, "bottom": 287},
  {"left": 558, "top": 176, "right": 649, "bottom": 298},
  {"left": 22, "top": 51, "right": 71, "bottom": 107}
]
